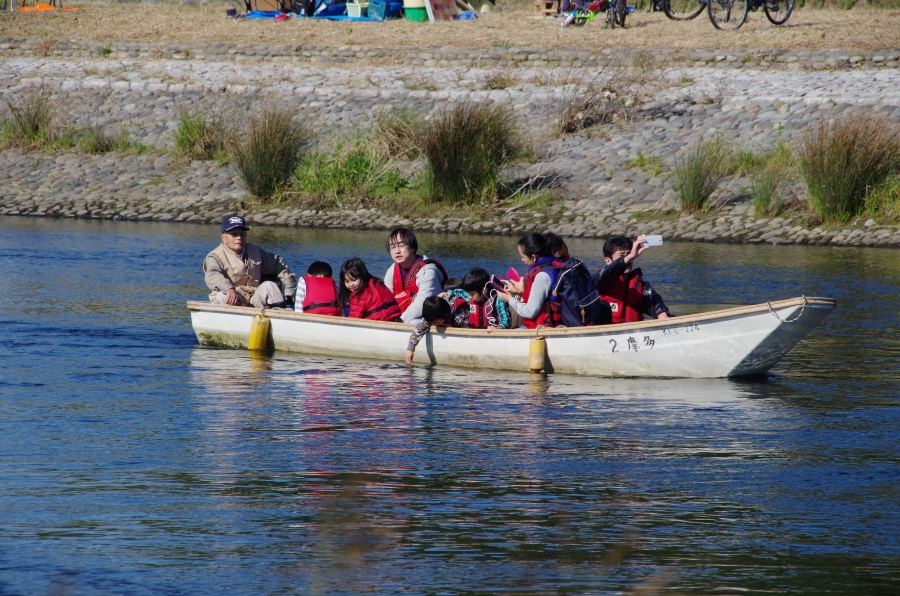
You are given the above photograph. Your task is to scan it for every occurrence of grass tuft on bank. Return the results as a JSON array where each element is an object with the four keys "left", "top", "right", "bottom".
[
  {"left": 798, "top": 113, "right": 900, "bottom": 222},
  {"left": 422, "top": 101, "right": 521, "bottom": 204},
  {"left": 229, "top": 104, "right": 314, "bottom": 199},
  {"left": 674, "top": 137, "right": 731, "bottom": 212},
  {"left": 173, "top": 109, "right": 235, "bottom": 164},
  {"left": 1, "top": 86, "right": 154, "bottom": 156}
]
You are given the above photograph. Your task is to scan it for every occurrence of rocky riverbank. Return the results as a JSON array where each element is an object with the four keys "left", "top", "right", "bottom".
[{"left": 2, "top": 41, "right": 900, "bottom": 248}]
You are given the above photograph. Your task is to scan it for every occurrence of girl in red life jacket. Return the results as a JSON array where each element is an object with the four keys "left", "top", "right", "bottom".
[
  {"left": 497, "top": 233, "right": 562, "bottom": 329},
  {"left": 594, "top": 234, "right": 671, "bottom": 324},
  {"left": 338, "top": 258, "right": 402, "bottom": 322},
  {"left": 295, "top": 260, "right": 341, "bottom": 316}
]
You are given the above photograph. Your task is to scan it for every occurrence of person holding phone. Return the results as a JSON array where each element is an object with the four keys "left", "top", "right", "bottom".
[
  {"left": 497, "top": 233, "right": 562, "bottom": 329},
  {"left": 593, "top": 234, "right": 671, "bottom": 324}
]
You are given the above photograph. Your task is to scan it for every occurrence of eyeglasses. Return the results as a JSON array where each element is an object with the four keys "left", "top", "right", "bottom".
[
  {"left": 388, "top": 242, "right": 408, "bottom": 251},
  {"left": 226, "top": 230, "right": 247, "bottom": 237}
]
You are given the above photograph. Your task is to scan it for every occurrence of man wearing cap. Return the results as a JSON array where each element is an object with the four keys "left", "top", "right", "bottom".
[{"left": 203, "top": 215, "right": 297, "bottom": 309}]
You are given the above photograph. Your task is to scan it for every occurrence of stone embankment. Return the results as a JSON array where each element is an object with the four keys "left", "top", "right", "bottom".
[
  {"left": 2, "top": 40, "right": 900, "bottom": 248},
  {"left": 4, "top": 37, "right": 900, "bottom": 71}
]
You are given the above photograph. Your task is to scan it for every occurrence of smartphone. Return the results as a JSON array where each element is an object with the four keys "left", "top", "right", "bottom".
[
  {"left": 506, "top": 267, "right": 521, "bottom": 282},
  {"left": 488, "top": 275, "right": 507, "bottom": 293},
  {"left": 643, "top": 235, "right": 663, "bottom": 247}
]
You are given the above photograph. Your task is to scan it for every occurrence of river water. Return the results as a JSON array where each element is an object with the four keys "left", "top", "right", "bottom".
[{"left": 1, "top": 217, "right": 898, "bottom": 595}]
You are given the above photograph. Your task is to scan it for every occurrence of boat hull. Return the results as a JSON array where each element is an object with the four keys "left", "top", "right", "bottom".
[{"left": 187, "top": 297, "right": 835, "bottom": 378}]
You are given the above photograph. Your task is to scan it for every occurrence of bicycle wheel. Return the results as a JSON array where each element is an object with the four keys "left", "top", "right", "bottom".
[
  {"left": 615, "top": 0, "right": 627, "bottom": 26},
  {"left": 606, "top": 1, "right": 618, "bottom": 27},
  {"left": 708, "top": 0, "right": 749, "bottom": 30},
  {"left": 764, "top": 0, "right": 794, "bottom": 25},
  {"left": 663, "top": 0, "right": 706, "bottom": 20}
]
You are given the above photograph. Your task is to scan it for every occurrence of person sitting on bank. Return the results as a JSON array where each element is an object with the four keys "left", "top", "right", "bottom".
[
  {"left": 405, "top": 295, "right": 469, "bottom": 365},
  {"left": 384, "top": 228, "right": 448, "bottom": 324},
  {"left": 294, "top": 261, "right": 340, "bottom": 316},
  {"left": 454, "top": 267, "right": 511, "bottom": 330},
  {"left": 203, "top": 215, "right": 296, "bottom": 309},
  {"left": 497, "top": 232, "right": 561, "bottom": 329},
  {"left": 339, "top": 257, "right": 402, "bottom": 322},
  {"left": 593, "top": 234, "right": 671, "bottom": 324}
]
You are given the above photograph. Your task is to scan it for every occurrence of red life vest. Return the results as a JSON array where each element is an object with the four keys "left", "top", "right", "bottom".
[
  {"left": 521, "top": 263, "right": 562, "bottom": 329},
  {"left": 349, "top": 278, "right": 402, "bottom": 322},
  {"left": 469, "top": 299, "right": 487, "bottom": 329},
  {"left": 468, "top": 296, "right": 503, "bottom": 329},
  {"left": 389, "top": 257, "right": 449, "bottom": 313},
  {"left": 600, "top": 268, "right": 644, "bottom": 324},
  {"left": 301, "top": 276, "right": 340, "bottom": 316}
]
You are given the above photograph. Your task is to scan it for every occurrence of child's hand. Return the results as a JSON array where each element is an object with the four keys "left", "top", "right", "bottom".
[
  {"left": 486, "top": 325, "right": 498, "bottom": 333},
  {"left": 405, "top": 349, "right": 415, "bottom": 366}
]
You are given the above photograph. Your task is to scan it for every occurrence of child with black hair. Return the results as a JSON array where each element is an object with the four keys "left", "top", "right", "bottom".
[
  {"left": 451, "top": 267, "right": 511, "bottom": 330},
  {"left": 405, "top": 295, "right": 469, "bottom": 365},
  {"left": 594, "top": 235, "right": 671, "bottom": 324},
  {"left": 542, "top": 232, "right": 611, "bottom": 326},
  {"left": 544, "top": 232, "right": 571, "bottom": 263},
  {"left": 338, "top": 258, "right": 402, "bottom": 322},
  {"left": 294, "top": 261, "right": 341, "bottom": 316}
]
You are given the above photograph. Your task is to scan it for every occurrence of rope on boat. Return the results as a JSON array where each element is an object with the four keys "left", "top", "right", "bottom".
[{"left": 767, "top": 295, "right": 807, "bottom": 323}]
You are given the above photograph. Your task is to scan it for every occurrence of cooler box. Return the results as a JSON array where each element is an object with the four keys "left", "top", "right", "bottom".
[
  {"left": 403, "top": 0, "right": 427, "bottom": 20},
  {"left": 404, "top": 7, "right": 427, "bottom": 20}
]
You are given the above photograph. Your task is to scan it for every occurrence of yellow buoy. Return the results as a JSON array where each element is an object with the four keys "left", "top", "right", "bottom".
[
  {"left": 529, "top": 336, "right": 546, "bottom": 373},
  {"left": 248, "top": 313, "right": 270, "bottom": 351}
]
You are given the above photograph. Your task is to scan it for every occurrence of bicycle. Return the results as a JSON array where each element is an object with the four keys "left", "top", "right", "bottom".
[
  {"left": 565, "top": 0, "right": 629, "bottom": 28},
  {"left": 707, "top": 0, "right": 794, "bottom": 30},
  {"left": 662, "top": 0, "right": 706, "bottom": 21},
  {"left": 606, "top": 0, "right": 628, "bottom": 28}
]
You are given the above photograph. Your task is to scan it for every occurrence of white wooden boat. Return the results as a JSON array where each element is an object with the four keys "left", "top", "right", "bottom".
[{"left": 187, "top": 296, "right": 835, "bottom": 378}]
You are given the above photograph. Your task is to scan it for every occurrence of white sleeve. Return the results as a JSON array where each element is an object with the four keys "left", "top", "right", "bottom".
[
  {"left": 400, "top": 264, "right": 443, "bottom": 324},
  {"left": 293, "top": 277, "right": 307, "bottom": 312},
  {"left": 511, "top": 272, "right": 551, "bottom": 319},
  {"left": 384, "top": 265, "right": 395, "bottom": 291}
]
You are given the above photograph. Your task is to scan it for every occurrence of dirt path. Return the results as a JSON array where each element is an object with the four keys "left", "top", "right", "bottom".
[{"left": 2, "top": 5, "right": 899, "bottom": 52}]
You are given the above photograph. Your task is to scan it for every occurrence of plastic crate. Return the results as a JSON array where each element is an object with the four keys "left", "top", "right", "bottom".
[
  {"left": 369, "top": 0, "right": 402, "bottom": 21},
  {"left": 347, "top": 2, "right": 368, "bottom": 16}
]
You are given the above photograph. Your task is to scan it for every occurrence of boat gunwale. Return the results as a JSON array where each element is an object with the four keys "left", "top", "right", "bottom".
[{"left": 187, "top": 296, "right": 836, "bottom": 337}]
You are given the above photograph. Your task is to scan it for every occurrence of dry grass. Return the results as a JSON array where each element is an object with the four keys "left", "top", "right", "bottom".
[
  {"left": 798, "top": 113, "right": 900, "bottom": 221},
  {"left": 1, "top": 6, "right": 899, "bottom": 53}
]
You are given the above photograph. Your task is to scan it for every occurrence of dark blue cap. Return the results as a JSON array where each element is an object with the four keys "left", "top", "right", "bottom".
[{"left": 221, "top": 215, "right": 249, "bottom": 234}]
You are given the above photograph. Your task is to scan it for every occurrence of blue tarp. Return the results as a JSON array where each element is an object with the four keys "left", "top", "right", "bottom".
[
  {"left": 242, "top": 10, "right": 293, "bottom": 18},
  {"left": 312, "top": 14, "right": 375, "bottom": 20},
  {"left": 240, "top": 7, "right": 375, "bottom": 21}
]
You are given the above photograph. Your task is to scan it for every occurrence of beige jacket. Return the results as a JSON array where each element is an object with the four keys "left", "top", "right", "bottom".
[{"left": 203, "top": 242, "right": 296, "bottom": 302}]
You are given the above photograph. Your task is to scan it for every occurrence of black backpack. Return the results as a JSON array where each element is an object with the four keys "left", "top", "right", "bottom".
[{"left": 550, "top": 258, "right": 610, "bottom": 327}]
